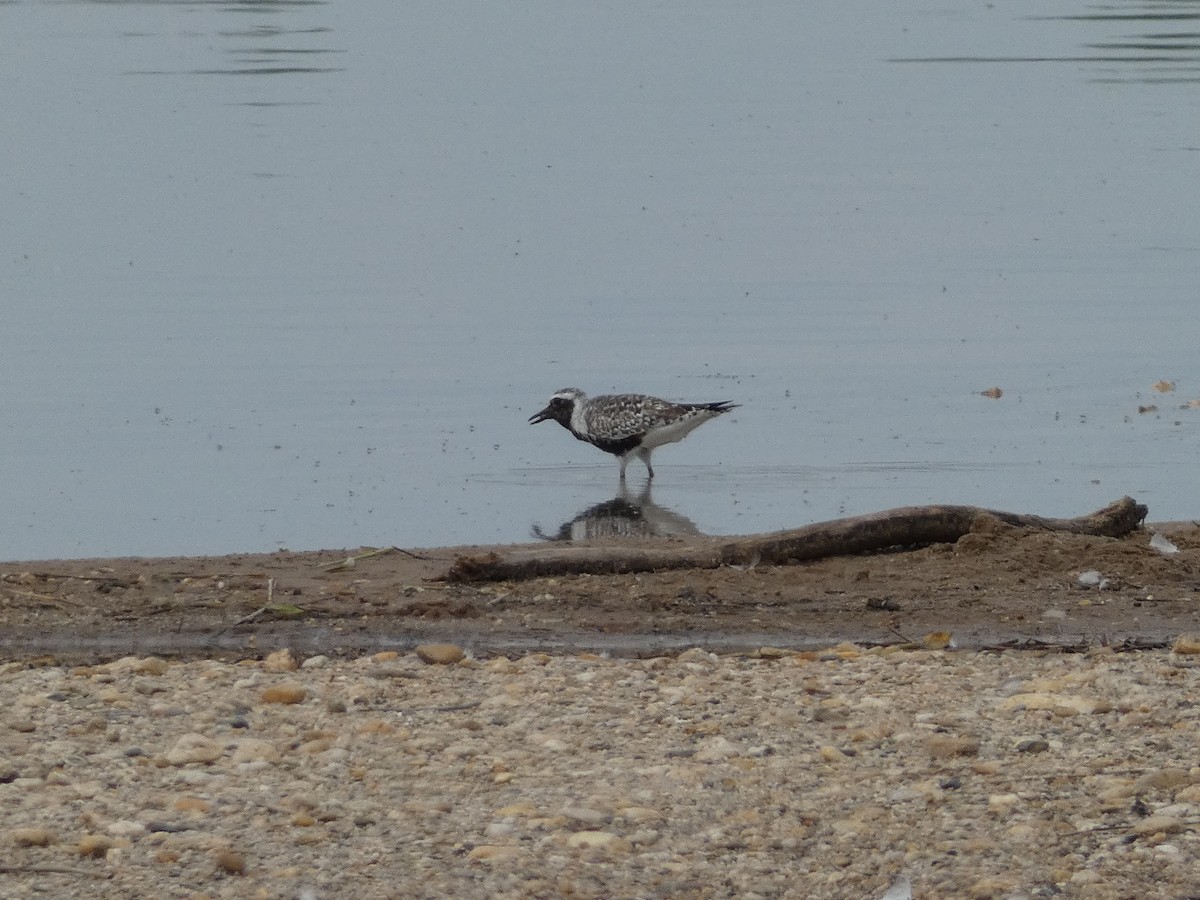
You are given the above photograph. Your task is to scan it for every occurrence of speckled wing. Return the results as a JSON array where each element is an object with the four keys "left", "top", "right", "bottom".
[{"left": 584, "top": 394, "right": 684, "bottom": 440}]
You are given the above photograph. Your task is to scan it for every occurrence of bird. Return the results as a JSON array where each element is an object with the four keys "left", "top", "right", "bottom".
[{"left": 528, "top": 387, "right": 738, "bottom": 480}]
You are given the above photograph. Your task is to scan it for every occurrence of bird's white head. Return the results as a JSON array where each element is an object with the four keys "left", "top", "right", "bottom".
[{"left": 528, "top": 388, "right": 586, "bottom": 428}]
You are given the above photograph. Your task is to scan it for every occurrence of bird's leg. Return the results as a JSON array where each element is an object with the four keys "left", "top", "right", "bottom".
[
  {"left": 637, "top": 447, "right": 654, "bottom": 479},
  {"left": 619, "top": 455, "right": 628, "bottom": 482}
]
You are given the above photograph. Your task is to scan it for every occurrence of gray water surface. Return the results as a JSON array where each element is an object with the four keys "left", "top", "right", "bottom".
[{"left": 2, "top": 1, "right": 1197, "bottom": 560}]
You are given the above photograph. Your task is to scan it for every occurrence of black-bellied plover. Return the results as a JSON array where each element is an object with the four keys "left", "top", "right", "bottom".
[{"left": 528, "top": 387, "right": 738, "bottom": 480}]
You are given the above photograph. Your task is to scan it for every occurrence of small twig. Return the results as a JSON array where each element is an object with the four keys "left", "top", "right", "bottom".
[
  {"left": 232, "top": 606, "right": 268, "bottom": 627},
  {"left": 322, "top": 546, "right": 434, "bottom": 572},
  {"left": 392, "top": 546, "right": 432, "bottom": 560},
  {"left": 885, "top": 625, "right": 919, "bottom": 646},
  {"left": 321, "top": 546, "right": 392, "bottom": 571},
  {"left": 214, "top": 606, "right": 268, "bottom": 635}
]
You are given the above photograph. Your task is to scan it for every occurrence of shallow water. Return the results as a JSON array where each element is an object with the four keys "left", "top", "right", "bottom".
[{"left": 2, "top": 0, "right": 1197, "bottom": 560}]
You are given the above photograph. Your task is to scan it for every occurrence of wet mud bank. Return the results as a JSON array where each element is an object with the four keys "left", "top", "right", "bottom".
[{"left": 3, "top": 519, "right": 1198, "bottom": 663}]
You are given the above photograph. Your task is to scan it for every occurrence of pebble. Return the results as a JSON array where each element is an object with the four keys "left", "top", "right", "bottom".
[
  {"left": 78, "top": 834, "right": 115, "bottom": 857},
  {"left": 565, "top": 830, "right": 619, "bottom": 850},
  {"left": 260, "top": 683, "right": 308, "bottom": 704},
  {"left": 214, "top": 848, "right": 246, "bottom": 875},
  {"left": 1131, "top": 815, "right": 1185, "bottom": 836},
  {"left": 922, "top": 631, "right": 953, "bottom": 650},
  {"left": 126, "top": 656, "right": 170, "bottom": 676},
  {"left": 173, "top": 795, "right": 212, "bottom": 813},
  {"left": 925, "top": 736, "right": 980, "bottom": 758},
  {"left": 164, "top": 733, "right": 223, "bottom": 765},
  {"left": 415, "top": 643, "right": 466, "bottom": 665},
  {"left": 1015, "top": 738, "right": 1049, "bottom": 753},
  {"left": 563, "top": 806, "right": 610, "bottom": 827},
  {"left": 495, "top": 802, "right": 538, "bottom": 817},
  {"left": 231, "top": 738, "right": 281, "bottom": 765},
  {"left": 467, "top": 844, "right": 519, "bottom": 863},
  {"left": 998, "top": 692, "right": 1102, "bottom": 715},
  {"left": 1133, "top": 768, "right": 1193, "bottom": 791},
  {"left": 969, "top": 876, "right": 1015, "bottom": 899},
  {"left": 106, "top": 819, "right": 147, "bottom": 838},
  {"left": 820, "top": 745, "right": 847, "bottom": 762},
  {"left": 262, "top": 648, "right": 299, "bottom": 672},
  {"left": 1171, "top": 633, "right": 1200, "bottom": 655},
  {"left": 10, "top": 826, "right": 56, "bottom": 847},
  {"left": 694, "top": 736, "right": 738, "bottom": 761}
]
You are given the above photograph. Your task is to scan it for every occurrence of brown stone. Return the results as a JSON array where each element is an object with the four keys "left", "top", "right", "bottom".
[
  {"left": 415, "top": 643, "right": 466, "bottom": 665},
  {"left": 214, "top": 848, "right": 246, "bottom": 875},
  {"left": 261, "top": 683, "right": 308, "bottom": 704},
  {"left": 173, "top": 795, "right": 212, "bottom": 813},
  {"left": 926, "top": 735, "right": 981, "bottom": 758},
  {"left": 78, "top": 834, "right": 115, "bottom": 858},
  {"left": 11, "top": 827, "right": 56, "bottom": 847},
  {"left": 1171, "top": 633, "right": 1200, "bottom": 655}
]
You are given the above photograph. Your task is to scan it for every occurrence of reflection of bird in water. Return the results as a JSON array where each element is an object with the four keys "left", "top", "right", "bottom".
[
  {"left": 528, "top": 388, "right": 737, "bottom": 480},
  {"left": 532, "top": 483, "right": 702, "bottom": 542}
]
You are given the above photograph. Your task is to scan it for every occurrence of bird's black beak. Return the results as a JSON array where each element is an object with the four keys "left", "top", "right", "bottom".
[{"left": 528, "top": 405, "right": 553, "bottom": 425}]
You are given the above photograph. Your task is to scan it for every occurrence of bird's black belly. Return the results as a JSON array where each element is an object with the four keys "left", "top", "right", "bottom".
[{"left": 584, "top": 434, "right": 642, "bottom": 456}]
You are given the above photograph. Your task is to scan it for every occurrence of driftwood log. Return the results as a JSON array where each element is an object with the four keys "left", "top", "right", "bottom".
[{"left": 441, "top": 496, "right": 1147, "bottom": 583}]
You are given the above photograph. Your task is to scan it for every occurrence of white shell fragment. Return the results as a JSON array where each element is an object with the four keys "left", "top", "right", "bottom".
[{"left": 1149, "top": 532, "right": 1180, "bottom": 556}]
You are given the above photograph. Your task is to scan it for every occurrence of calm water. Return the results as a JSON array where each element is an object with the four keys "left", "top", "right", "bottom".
[{"left": 2, "top": 0, "right": 1197, "bottom": 560}]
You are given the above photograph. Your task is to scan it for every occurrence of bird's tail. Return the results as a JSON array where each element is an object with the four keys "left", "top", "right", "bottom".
[{"left": 689, "top": 400, "right": 739, "bottom": 414}]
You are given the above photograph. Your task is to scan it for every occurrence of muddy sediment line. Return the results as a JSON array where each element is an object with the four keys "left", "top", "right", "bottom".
[{"left": 2, "top": 515, "right": 1197, "bottom": 663}]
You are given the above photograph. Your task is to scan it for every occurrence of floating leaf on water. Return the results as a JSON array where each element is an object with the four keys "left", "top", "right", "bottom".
[
  {"left": 1185, "top": 398, "right": 1200, "bottom": 409},
  {"left": 1138, "top": 405, "right": 1158, "bottom": 414},
  {"left": 1149, "top": 533, "right": 1179, "bottom": 556},
  {"left": 980, "top": 386, "right": 1003, "bottom": 399},
  {"left": 1153, "top": 380, "right": 1176, "bottom": 393}
]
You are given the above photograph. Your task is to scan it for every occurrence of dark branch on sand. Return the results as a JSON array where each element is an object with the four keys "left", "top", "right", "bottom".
[{"left": 440, "top": 496, "right": 1148, "bottom": 583}]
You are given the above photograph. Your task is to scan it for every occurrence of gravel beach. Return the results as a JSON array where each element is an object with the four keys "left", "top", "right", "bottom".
[{"left": 3, "top": 643, "right": 1199, "bottom": 899}]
